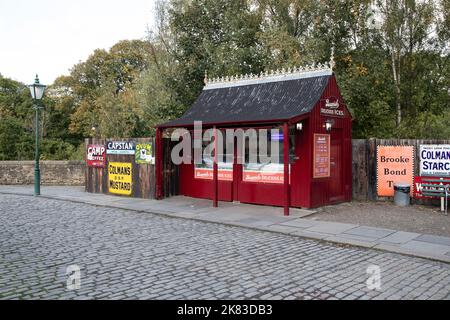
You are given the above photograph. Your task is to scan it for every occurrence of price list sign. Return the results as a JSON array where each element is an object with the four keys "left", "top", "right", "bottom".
[{"left": 313, "top": 134, "right": 331, "bottom": 178}]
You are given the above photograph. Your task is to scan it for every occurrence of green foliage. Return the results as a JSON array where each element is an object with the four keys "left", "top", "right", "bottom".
[
  {"left": 1, "top": 0, "right": 449, "bottom": 162},
  {"left": 0, "top": 116, "right": 34, "bottom": 160},
  {"left": 40, "top": 139, "right": 76, "bottom": 160},
  {"left": 61, "top": 40, "right": 152, "bottom": 138}
]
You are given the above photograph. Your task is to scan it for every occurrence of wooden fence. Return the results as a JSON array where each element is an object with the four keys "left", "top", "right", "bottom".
[
  {"left": 86, "top": 137, "right": 448, "bottom": 202},
  {"left": 85, "top": 138, "right": 178, "bottom": 199},
  {"left": 352, "top": 139, "right": 450, "bottom": 201}
]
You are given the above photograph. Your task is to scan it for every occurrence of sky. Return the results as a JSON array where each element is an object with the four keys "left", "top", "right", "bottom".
[{"left": 0, "top": 0, "right": 156, "bottom": 85}]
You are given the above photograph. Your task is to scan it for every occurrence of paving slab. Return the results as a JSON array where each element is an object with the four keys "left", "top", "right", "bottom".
[
  {"left": 305, "top": 221, "right": 358, "bottom": 235},
  {"left": 290, "top": 229, "right": 330, "bottom": 240},
  {"left": 264, "top": 224, "right": 302, "bottom": 234},
  {"left": 289, "top": 208, "right": 317, "bottom": 218},
  {"left": 280, "top": 219, "right": 317, "bottom": 229},
  {"left": 330, "top": 232, "right": 380, "bottom": 243},
  {"left": 235, "top": 217, "right": 279, "bottom": 227},
  {"left": 401, "top": 240, "right": 450, "bottom": 256},
  {"left": 378, "top": 231, "right": 421, "bottom": 245},
  {"left": 343, "top": 226, "right": 396, "bottom": 239},
  {"left": 325, "top": 236, "right": 377, "bottom": 248},
  {"left": 375, "top": 243, "right": 450, "bottom": 264},
  {"left": 414, "top": 234, "right": 450, "bottom": 247}
]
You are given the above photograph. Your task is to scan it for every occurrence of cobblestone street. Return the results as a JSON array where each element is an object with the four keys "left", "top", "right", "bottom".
[{"left": 1, "top": 194, "right": 449, "bottom": 300}]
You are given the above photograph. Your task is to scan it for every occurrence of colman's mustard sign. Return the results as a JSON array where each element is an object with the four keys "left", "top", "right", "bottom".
[{"left": 108, "top": 162, "right": 132, "bottom": 196}]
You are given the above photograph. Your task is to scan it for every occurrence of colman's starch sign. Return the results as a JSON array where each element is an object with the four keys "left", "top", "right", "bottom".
[{"left": 419, "top": 145, "right": 450, "bottom": 177}]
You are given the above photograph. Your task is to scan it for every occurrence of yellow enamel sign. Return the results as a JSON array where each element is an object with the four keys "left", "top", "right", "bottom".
[{"left": 108, "top": 162, "right": 132, "bottom": 196}]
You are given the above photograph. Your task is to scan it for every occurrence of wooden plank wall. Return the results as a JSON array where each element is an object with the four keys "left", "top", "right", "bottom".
[
  {"left": 352, "top": 139, "right": 450, "bottom": 201},
  {"left": 85, "top": 137, "right": 178, "bottom": 199},
  {"left": 85, "top": 137, "right": 448, "bottom": 202}
]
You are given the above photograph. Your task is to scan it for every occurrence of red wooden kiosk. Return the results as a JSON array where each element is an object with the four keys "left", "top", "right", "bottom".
[{"left": 155, "top": 63, "right": 352, "bottom": 214}]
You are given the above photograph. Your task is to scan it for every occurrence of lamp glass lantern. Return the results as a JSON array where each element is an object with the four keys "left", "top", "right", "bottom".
[
  {"left": 325, "top": 120, "right": 333, "bottom": 132},
  {"left": 28, "top": 75, "right": 46, "bottom": 101}
]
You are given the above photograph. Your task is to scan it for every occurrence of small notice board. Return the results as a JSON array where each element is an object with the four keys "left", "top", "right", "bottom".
[{"left": 313, "top": 134, "right": 331, "bottom": 178}]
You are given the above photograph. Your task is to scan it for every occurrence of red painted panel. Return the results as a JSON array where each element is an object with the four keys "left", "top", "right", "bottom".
[
  {"left": 237, "top": 182, "right": 286, "bottom": 206},
  {"left": 330, "top": 129, "right": 344, "bottom": 201},
  {"left": 309, "top": 74, "right": 353, "bottom": 208},
  {"left": 290, "top": 118, "right": 312, "bottom": 208},
  {"left": 172, "top": 74, "right": 352, "bottom": 210},
  {"left": 179, "top": 163, "right": 233, "bottom": 201}
]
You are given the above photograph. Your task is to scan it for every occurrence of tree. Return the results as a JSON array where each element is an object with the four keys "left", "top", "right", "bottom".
[
  {"left": 376, "top": 0, "right": 435, "bottom": 126},
  {"left": 60, "top": 40, "right": 153, "bottom": 138},
  {"left": 168, "top": 0, "right": 266, "bottom": 107}
]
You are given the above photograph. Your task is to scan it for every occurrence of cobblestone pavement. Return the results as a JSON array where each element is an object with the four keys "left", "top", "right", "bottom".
[{"left": 1, "top": 194, "right": 449, "bottom": 300}]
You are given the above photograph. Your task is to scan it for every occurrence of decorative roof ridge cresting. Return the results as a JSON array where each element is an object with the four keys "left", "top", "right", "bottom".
[{"left": 204, "top": 63, "right": 333, "bottom": 91}]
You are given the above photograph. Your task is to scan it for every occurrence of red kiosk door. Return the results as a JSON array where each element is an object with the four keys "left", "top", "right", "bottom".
[{"left": 329, "top": 129, "right": 344, "bottom": 201}]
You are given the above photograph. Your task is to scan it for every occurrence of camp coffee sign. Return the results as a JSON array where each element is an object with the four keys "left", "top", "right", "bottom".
[
  {"left": 86, "top": 144, "right": 106, "bottom": 168},
  {"left": 419, "top": 145, "right": 450, "bottom": 177},
  {"left": 106, "top": 141, "right": 135, "bottom": 155},
  {"left": 377, "top": 146, "right": 414, "bottom": 197},
  {"left": 108, "top": 162, "right": 132, "bottom": 196}
]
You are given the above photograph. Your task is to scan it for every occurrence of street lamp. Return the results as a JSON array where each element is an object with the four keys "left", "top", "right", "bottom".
[{"left": 28, "top": 75, "right": 46, "bottom": 196}]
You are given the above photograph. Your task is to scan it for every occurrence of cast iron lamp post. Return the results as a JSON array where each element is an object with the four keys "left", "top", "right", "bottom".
[{"left": 28, "top": 75, "right": 46, "bottom": 196}]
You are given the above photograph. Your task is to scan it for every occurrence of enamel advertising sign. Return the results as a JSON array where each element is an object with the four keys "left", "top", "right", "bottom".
[
  {"left": 135, "top": 143, "right": 155, "bottom": 164},
  {"left": 106, "top": 141, "right": 135, "bottom": 155},
  {"left": 313, "top": 134, "right": 331, "bottom": 178},
  {"left": 377, "top": 146, "right": 414, "bottom": 197},
  {"left": 86, "top": 144, "right": 106, "bottom": 168},
  {"left": 413, "top": 176, "right": 439, "bottom": 199},
  {"left": 419, "top": 145, "right": 450, "bottom": 177},
  {"left": 108, "top": 162, "right": 132, "bottom": 196}
]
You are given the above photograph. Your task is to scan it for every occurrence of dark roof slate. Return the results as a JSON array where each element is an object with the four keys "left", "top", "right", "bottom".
[{"left": 160, "top": 74, "right": 331, "bottom": 127}]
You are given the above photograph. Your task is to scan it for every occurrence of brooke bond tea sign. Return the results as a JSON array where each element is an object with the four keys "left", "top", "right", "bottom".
[
  {"left": 108, "top": 162, "right": 132, "bottom": 196},
  {"left": 377, "top": 146, "right": 414, "bottom": 197},
  {"left": 86, "top": 144, "right": 106, "bottom": 167},
  {"left": 106, "top": 141, "right": 135, "bottom": 155},
  {"left": 419, "top": 145, "right": 450, "bottom": 177}
]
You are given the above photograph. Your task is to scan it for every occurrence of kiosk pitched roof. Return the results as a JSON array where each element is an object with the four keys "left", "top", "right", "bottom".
[{"left": 159, "top": 68, "right": 332, "bottom": 128}]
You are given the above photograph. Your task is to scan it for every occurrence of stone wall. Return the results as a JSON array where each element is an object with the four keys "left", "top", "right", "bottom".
[{"left": 0, "top": 161, "right": 85, "bottom": 186}]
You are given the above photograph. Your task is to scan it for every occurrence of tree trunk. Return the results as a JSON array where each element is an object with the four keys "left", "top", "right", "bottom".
[{"left": 391, "top": 50, "right": 402, "bottom": 127}]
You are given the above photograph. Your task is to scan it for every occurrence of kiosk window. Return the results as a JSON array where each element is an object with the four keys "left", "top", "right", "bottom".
[{"left": 243, "top": 127, "right": 295, "bottom": 183}]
